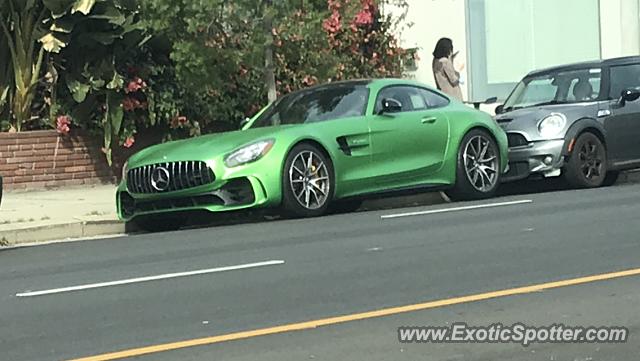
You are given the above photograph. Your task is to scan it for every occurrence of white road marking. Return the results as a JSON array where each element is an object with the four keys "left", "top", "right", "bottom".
[
  {"left": 15, "top": 260, "right": 285, "bottom": 298},
  {"left": 381, "top": 199, "right": 533, "bottom": 219}
]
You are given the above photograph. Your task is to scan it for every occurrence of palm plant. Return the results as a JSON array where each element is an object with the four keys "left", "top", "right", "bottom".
[{"left": 0, "top": 0, "right": 46, "bottom": 131}]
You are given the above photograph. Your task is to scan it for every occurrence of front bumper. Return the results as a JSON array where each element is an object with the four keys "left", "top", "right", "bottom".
[
  {"left": 116, "top": 176, "right": 272, "bottom": 221},
  {"left": 502, "top": 138, "right": 566, "bottom": 182}
]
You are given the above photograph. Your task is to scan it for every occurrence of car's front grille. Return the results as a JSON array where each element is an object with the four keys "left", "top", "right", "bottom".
[
  {"left": 127, "top": 161, "right": 215, "bottom": 194},
  {"left": 507, "top": 133, "right": 530, "bottom": 148}
]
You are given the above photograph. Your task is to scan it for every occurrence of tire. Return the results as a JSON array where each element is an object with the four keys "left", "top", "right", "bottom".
[
  {"left": 602, "top": 171, "right": 620, "bottom": 187},
  {"left": 563, "top": 132, "right": 607, "bottom": 188},
  {"left": 446, "top": 129, "right": 501, "bottom": 201},
  {"left": 131, "top": 215, "right": 186, "bottom": 232},
  {"left": 282, "top": 143, "right": 334, "bottom": 217},
  {"left": 329, "top": 199, "right": 363, "bottom": 214}
]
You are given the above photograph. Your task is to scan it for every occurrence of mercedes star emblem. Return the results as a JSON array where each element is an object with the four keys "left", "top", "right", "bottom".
[{"left": 151, "top": 166, "right": 171, "bottom": 191}]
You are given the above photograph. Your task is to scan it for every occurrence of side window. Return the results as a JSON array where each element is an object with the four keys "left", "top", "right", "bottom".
[
  {"left": 418, "top": 88, "right": 450, "bottom": 108},
  {"left": 375, "top": 86, "right": 422, "bottom": 114},
  {"left": 567, "top": 76, "right": 600, "bottom": 102},
  {"left": 610, "top": 64, "right": 640, "bottom": 99}
]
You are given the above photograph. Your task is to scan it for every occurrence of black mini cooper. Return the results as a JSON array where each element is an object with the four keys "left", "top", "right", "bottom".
[{"left": 496, "top": 56, "right": 640, "bottom": 187}]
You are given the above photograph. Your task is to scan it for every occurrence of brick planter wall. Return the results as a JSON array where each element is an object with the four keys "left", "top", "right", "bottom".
[{"left": 0, "top": 130, "right": 115, "bottom": 191}]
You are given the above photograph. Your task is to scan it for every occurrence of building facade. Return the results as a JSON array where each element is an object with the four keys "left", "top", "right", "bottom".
[{"left": 394, "top": 0, "right": 640, "bottom": 103}]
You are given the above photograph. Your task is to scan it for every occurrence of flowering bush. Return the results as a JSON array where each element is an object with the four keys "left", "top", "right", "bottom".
[{"left": 3, "top": 0, "right": 413, "bottom": 167}]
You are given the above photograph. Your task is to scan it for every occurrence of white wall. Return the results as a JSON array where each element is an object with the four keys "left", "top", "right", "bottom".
[
  {"left": 600, "top": 0, "right": 640, "bottom": 58},
  {"left": 388, "top": 0, "right": 469, "bottom": 98}
]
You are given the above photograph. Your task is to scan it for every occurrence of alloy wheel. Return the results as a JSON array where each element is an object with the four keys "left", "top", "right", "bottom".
[
  {"left": 463, "top": 135, "right": 499, "bottom": 192},
  {"left": 288, "top": 150, "right": 330, "bottom": 210},
  {"left": 578, "top": 139, "right": 604, "bottom": 180}
]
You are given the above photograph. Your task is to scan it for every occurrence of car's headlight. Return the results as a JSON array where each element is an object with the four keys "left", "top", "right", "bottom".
[
  {"left": 224, "top": 139, "right": 275, "bottom": 168},
  {"left": 538, "top": 113, "right": 567, "bottom": 138},
  {"left": 121, "top": 161, "right": 128, "bottom": 182}
]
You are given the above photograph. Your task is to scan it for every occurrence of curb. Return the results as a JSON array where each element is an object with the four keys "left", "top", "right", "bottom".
[{"left": 0, "top": 219, "right": 125, "bottom": 246}]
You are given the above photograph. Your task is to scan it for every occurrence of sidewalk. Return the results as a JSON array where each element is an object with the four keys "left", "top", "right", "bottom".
[{"left": 0, "top": 184, "right": 123, "bottom": 246}]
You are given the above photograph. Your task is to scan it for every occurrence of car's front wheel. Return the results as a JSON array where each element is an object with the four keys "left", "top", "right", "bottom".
[
  {"left": 282, "top": 143, "right": 334, "bottom": 217},
  {"left": 563, "top": 132, "right": 607, "bottom": 188},
  {"left": 446, "top": 129, "right": 501, "bottom": 201}
]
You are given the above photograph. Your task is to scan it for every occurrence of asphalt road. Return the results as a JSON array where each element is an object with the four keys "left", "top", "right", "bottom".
[{"left": 2, "top": 181, "right": 640, "bottom": 361}]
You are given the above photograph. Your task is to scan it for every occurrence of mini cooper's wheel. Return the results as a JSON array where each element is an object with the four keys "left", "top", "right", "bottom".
[
  {"left": 282, "top": 143, "right": 334, "bottom": 217},
  {"left": 563, "top": 132, "right": 607, "bottom": 188},
  {"left": 446, "top": 129, "right": 501, "bottom": 201},
  {"left": 131, "top": 215, "right": 186, "bottom": 232}
]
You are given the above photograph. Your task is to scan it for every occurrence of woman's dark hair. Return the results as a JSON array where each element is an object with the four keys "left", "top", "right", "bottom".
[{"left": 433, "top": 38, "right": 454, "bottom": 59}]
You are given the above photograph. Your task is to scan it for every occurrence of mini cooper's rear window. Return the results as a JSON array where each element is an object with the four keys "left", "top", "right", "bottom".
[{"left": 252, "top": 85, "right": 369, "bottom": 127}]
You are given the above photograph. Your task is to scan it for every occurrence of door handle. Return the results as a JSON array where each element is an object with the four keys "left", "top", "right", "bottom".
[{"left": 421, "top": 116, "right": 437, "bottom": 124}]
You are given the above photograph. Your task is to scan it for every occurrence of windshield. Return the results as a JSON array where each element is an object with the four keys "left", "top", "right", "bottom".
[
  {"left": 503, "top": 68, "right": 602, "bottom": 111},
  {"left": 251, "top": 84, "right": 369, "bottom": 128}
]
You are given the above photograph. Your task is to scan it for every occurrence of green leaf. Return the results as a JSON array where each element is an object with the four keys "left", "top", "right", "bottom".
[
  {"left": 39, "top": 33, "right": 69, "bottom": 53},
  {"left": 107, "top": 91, "right": 124, "bottom": 137},
  {"left": 65, "top": 74, "right": 90, "bottom": 103},
  {"left": 89, "top": 77, "right": 105, "bottom": 90},
  {"left": 71, "top": 0, "right": 96, "bottom": 15},
  {"left": 0, "top": 87, "right": 8, "bottom": 110},
  {"left": 50, "top": 18, "right": 75, "bottom": 33},
  {"left": 88, "top": 32, "right": 119, "bottom": 46},
  {"left": 147, "top": 95, "right": 156, "bottom": 126},
  {"left": 89, "top": 2, "right": 126, "bottom": 25},
  {"left": 106, "top": 71, "right": 124, "bottom": 90},
  {"left": 42, "top": 0, "right": 73, "bottom": 19}
]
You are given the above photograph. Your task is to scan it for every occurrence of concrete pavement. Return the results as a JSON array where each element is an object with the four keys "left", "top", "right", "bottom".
[
  {"left": 1, "top": 182, "right": 640, "bottom": 360},
  {"left": 0, "top": 184, "right": 122, "bottom": 245}
]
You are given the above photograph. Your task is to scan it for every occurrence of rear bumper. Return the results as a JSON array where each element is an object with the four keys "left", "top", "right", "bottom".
[
  {"left": 502, "top": 139, "right": 565, "bottom": 182},
  {"left": 116, "top": 176, "right": 271, "bottom": 221}
]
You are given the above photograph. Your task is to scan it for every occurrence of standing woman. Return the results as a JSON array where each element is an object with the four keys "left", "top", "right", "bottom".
[{"left": 432, "top": 38, "right": 464, "bottom": 101}]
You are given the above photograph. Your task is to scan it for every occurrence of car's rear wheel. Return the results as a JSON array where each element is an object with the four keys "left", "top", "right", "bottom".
[
  {"left": 563, "top": 132, "right": 607, "bottom": 188},
  {"left": 446, "top": 129, "right": 501, "bottom": 201},
  {"left": 282, "top": 143, "right": 334, "bottom": 217}
]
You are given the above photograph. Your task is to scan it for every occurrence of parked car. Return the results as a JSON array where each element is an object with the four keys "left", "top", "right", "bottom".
[
  {"left": 117, "top": 79, "right": 508, "bottom": 230},
  {"left": 496, "top": 56, "right": 640, "bottom": 187}
]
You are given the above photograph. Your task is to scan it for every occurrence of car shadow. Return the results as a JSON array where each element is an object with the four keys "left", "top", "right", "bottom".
[{"left": 498, "top": 177, "right": 572, "bottom": 197}]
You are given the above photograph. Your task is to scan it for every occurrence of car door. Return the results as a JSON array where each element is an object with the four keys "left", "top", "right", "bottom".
[
  {"left": 603, "top": 63, "right": 640, "bottom": 163},
  {"left": 368, "top": 85, "right": 450, "bottom": 187}
]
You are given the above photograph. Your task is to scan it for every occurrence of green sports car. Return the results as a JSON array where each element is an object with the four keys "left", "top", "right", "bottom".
[{"left": 117, "top": 79, "right": 508, "bottom": 229}]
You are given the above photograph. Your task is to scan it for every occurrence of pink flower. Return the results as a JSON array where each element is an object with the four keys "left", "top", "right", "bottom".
[
  {"left": 123, "top": 136, "right": 135, "bottom": 148},
  {"left": 323, "top": 11, "right": 342, "bottom": 34},
  {"left": 56, "top": 115, "right": 71, "bottom": 135},
  {"left": 125, "top": 77, "right": 147, "bottom": 94},
  {"left": 353, "top": 10, "right": 373, "bottom": 26},
  {"left": 123, "top": 97, "right": 146, "bottom": 112},
  {"left": 123, "top": 98, "right": 136, "bottom": 112},
  {"left": 302, "top": 75, "right": 317, "bottom": 86}
]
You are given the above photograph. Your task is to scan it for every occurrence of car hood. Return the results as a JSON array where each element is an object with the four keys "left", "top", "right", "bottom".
[
  {"left": 495, "top": 102, "right": 600, "bottom": 141},
  {"left": 128, "top": 126, "right": 286, "bottom": 167}
]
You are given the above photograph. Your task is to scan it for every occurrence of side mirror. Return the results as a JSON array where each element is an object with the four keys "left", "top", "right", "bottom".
[
  {"left": 619, "top": 88, "right": 640, "bottom": 107},
  {"left": 495, "top": 104, "right": 505, "bottom": 114},
  {"left": 485, "top": 97, "right": 498, "bottom": 105},
  {"left": 379, "top": 98, "right": 402, "bottom": 114},
  {"left": 240, "top": 117, "right": 251, "bottom": 129}
]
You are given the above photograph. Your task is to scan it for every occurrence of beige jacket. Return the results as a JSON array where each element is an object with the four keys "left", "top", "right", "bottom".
[{"left": 432, "top": 57, "right": 463, "bottom": 101}]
